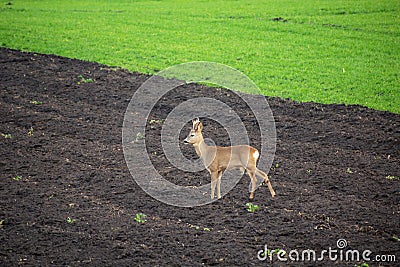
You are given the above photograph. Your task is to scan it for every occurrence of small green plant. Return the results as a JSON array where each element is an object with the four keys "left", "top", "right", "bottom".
[
  {"left": 346, "top": 167, "right": 353, "bottom": 174},
  {"left": 1, "top": 133, "right": 12, "bottom": 139},
  {"left": 270, "top": 163, "right": 280, "bottom": 171},
  {"left": 28, "top": 127, "right": 34, "bottom": 136},
  {"left": 246, "top": 203, "right": 260, "bottom": 213},
  {"left": 354, "top": 263, "right": 369, "bottom": 267},
  {"left": 149, "top": 119, "right": 164, "bottom": 129},
  {"left": 149, "top": 119, "right": 163, "bottom": 124},
  {"left": 66, "top": 217, "right": 76, "bottom": 224},
  {"left": 392, "top": 235, "right": 400, "bottom": 242},
  {"left": 306, "top": 169, "right": 312, "bottom": 174},
  {"left": 386, "top": 175, "right": 399, "bottom": 181},
  {"left": 134, "top": 213, "right": 147, "bottom": 223},
  {"left": 12, "top": 175, "right": 22, "bottom": 181},
  {"left": 77, "top": 75, "right": 94, "bottom": 84},
  {"left": 188, "top": 224, "right": 211, "bottom": 231},
  {"left": 135, "top": 132, "right": 144, "bottom": 141},
  {"left": 0, "top": 219, "right": 4, "bottom": 228},
  {"left": 30, "top": 100, "right": 43, "bottom": 105}
]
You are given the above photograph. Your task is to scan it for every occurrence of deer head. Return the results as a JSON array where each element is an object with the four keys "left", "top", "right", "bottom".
[{"left": 183, "top": 118, "right": 203, "bottom": 145}]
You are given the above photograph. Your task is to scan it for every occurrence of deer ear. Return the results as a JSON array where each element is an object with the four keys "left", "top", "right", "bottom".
[
  {"left": 192, "top": 118, "right": 200, "bottom": 129},
  {"left": 196, "top": 122, "right": 203, "bottom": 132}
]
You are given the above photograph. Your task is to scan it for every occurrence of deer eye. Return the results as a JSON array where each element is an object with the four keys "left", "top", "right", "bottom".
[{"left": 190, "top": 134, "right": 195, "bottom": 137}]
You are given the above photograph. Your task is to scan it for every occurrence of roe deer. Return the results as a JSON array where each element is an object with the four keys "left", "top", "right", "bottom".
[{"left": 183, "top": 118, "right": 276, "bottom": 199}]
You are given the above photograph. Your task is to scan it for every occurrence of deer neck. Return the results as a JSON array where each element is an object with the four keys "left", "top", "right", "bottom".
[
  {"left": 193, "top": 137, "right": 216, "bottom": 170},
  {"left": 193, "top": 136, "right": 208, "bottom": 158}
]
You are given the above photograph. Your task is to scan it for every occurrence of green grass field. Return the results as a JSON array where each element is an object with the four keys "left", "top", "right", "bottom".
[{"left": 1, "top": 0, "right": 399, "bottom": 113}]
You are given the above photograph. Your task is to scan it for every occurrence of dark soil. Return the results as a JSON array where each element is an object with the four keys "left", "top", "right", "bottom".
[{"left": 0, "top": 48, "right": 399, "bottom": 266}]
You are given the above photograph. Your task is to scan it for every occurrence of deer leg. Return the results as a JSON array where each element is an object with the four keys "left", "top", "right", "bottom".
[
  {"left": 216, "top": 171, "right": 222, "bottom": 199},
  {"left": 248, "top": 169, "right": 257, "bottom": 199},
  {"left": 255, "top": 168, "right": 276, "bottom": 198},
  {"left": 210, "top": 171, "right": 218, "bottom": 199}
]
